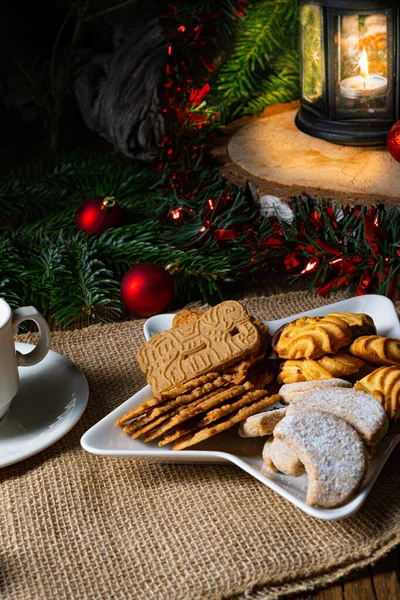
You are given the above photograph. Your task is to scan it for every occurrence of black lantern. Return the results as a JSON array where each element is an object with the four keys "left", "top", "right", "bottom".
[{"left": 296, "top": 0, "right": 399, "bottom": 145}]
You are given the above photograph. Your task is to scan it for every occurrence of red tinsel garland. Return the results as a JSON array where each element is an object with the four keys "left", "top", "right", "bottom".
[
  {"left": 161, "top": 1, "right": 244, "bottom": 242},
  {"left": 159, "top": 2, "right": 399, "bottom": 301},
  {"left": 276, "top": 204, "right": 398, "bottom": 301}
]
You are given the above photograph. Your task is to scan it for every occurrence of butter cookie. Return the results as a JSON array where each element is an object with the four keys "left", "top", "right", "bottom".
[
  {"left": 326, "top": 312, "right": 376, "bottom": 339},
  {"left": 349, "top": 335, "right": 400, "bottom": 367},
  {"left": 274, "top": 315, "right": 352, "bottom": 360},
  {"left": 355, "top": 365, "right": 400, "bottom": 420},
  {"left": 278, "top": 352, "right": 364, "bottom": 384}
]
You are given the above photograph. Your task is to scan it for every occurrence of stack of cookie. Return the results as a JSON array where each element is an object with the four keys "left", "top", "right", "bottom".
[
  {"left": 115, "top": 302, "right": 400, "bottom": 508},
  {"left": 271, "top": 312, "right": 400, "bottom": 420},
  {"left": 115, "top": 301, "right": 280, "bottom": 449},
  {"left": 273, "top": 312, "right": 373, "bottom": 383}
]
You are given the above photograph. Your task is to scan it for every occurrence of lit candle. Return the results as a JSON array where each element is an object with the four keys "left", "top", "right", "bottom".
[{"left": 340, "top": 49, "right": 387, "bottom": 99}]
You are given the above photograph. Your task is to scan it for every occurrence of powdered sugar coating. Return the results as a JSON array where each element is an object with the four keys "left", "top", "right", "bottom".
[
  {"left": 239, "top": 407, "right": 287, "bottom": 437},
  {"left": 274, "top": 412, "right": 366, "bottom": 507},
  {"left": 270, "top": 438, "right": 305, "bottom": 477},
  {"left": 262, "top": 438, "right": 278, "bottom": 471},
  {"left": 286, "top": 388, "right": 388, "bottom": 445},
  {"left": 279, "top": 378, "right": 352, "bottom": 404}
]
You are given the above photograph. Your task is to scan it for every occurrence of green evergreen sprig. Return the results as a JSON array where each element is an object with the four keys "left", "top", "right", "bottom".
[
  {"left": 0, "top": 151, "right": 275, "bottom": 325},
  {"left": 214, "top": 0, "right": 300, "bottom": 120},
  {"left": 2, "top": 0, "right": 398, "bottom": 328}
]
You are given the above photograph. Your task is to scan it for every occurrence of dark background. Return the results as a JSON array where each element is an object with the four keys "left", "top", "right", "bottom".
[{"left": 0, "top": 0, "right": 114, "bottom": 174}]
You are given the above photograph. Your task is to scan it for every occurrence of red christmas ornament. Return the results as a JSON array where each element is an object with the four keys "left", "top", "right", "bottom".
[
  {"left": 387, "top": 120, "right": 400, "bottom": 162},
  {"left": 120, "top": 263, "right": 175, "bottom": 317},
  {"left": 76, "top": 196, "right": 124, "bottom": 235}
]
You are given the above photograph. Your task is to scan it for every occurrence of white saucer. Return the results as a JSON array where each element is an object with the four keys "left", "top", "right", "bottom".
[{"left": 0, "top": 342, "right": 89, "bottom": 468}]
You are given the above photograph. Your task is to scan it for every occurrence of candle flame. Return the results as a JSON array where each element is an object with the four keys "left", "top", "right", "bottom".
[{"left": 360, "top": 49, "right": 369, "bottom": 80}]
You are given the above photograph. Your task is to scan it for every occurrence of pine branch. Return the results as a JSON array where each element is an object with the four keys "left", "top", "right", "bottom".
[
  {"left": 0, "top": 151, "right": 157, "bottom": 227},
  {"left": 243, "top": 48, "right": 299, "bottom": 115},
  {"left": 216, "top": 0, "right": 299, "bottom": 117},
  {"left": 0, "top": 232, "right": 24, "bottom": 307},
  {"left": 46, "top": 235, "right": 123, "bottom": 326}
]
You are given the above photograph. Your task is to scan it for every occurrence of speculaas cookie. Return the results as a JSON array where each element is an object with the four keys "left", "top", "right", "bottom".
[
  {"left": 172, "top": 309, "right": 204, "bottom": 328},
  {"left": 137, "top": 300, "right": 261, "bottom": 395}
]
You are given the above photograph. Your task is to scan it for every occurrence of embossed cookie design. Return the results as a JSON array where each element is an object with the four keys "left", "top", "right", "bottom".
[{"left": 137, "top": 301, "right": 261, "bottom": 395}]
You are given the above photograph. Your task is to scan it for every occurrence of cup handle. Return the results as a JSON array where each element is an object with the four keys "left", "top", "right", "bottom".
[{"left": 12, "top": 306, "right": 51, "bottom": 367}]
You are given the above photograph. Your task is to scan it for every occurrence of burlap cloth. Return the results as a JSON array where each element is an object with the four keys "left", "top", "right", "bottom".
[{"left": 2, "top": 291, "right": 400, "bottom": 600}]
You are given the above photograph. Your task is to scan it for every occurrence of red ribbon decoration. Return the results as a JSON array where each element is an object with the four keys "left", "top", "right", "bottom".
[
  {"left": 318, "top": 275, "right": 350, "bottom": 296},
  {"left": 213, "top": 229, "right": 238, "bottom": 241},
  {"left": 363, "top": 213, "right": 386, "bottom": 255},
  {"left": 283, "top": 254, "right": 301, "bottom": 269},
  {"left": 316, "top": 240, "right": 342, "bottom": 256},
  {"left": 189, "top": 83, "right": 211, "bottom": 106}
]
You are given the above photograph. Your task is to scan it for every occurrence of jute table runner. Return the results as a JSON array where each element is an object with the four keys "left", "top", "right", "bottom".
[{"left": 2, "top": 291, "right": 400, "bottom": 600}]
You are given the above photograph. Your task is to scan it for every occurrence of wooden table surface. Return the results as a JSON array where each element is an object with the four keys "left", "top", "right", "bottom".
[
  {"left": 46, "top": 280, "right": 399, "bottom": 600},
  {"left": 297, "top": 547, "right": 399, "bottom": 600}
]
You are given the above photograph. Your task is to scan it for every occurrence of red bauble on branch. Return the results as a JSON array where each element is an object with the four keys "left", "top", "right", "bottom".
[
  {"left": 387, "top": 121, "right": 400, "bottom": 163},
  {"left": 76, "top": 196, "right": 124, "bottom": 235},
  {"left": 120, "top": 263, "right": 175, "bottom": 317}
]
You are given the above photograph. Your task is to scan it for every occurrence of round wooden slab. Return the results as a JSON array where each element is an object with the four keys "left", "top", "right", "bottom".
[{"left": 226, "top": 108, "right": 400, "bottom": 205}]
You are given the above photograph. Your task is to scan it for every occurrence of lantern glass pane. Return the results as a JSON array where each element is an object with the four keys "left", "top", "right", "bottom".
[
  {"left": 301, "top": 4, "right": 325, "bottom": 113},
  {"left": 335, "top": 13, "right": 389, "bottom": 118}
]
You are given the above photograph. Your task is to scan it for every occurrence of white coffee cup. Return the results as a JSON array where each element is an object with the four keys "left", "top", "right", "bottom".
[{"left": 0, "top": 298, "right": 51, "bottom": 419}]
